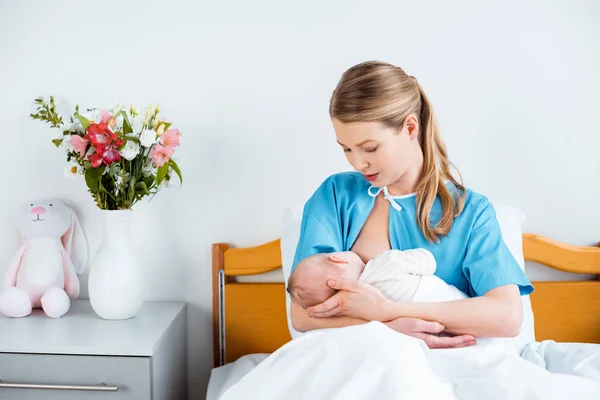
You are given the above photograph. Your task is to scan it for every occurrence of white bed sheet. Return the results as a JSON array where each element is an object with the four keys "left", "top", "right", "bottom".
[
  {"left": 207, "top": 353, "right": 269, "bottom": 400},
  {"left": 207, "top": 336, "right": 600, "bottom": 400}
]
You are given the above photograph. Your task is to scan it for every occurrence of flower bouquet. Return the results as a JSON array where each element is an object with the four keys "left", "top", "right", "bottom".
[
  {"left": 30, "top": 96, "right": 183, "bottom": 320},
  {"left": 31, "top": 96, "right": 182, "bottom": 210}
]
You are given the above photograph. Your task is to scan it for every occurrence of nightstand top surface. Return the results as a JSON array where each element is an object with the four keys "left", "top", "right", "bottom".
[{"left": 0, "top": 300, "right": 186, "bottom": 356}]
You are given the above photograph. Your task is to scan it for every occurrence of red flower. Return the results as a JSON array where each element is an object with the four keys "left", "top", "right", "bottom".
[
  {"left": 85, "top": 123, "right": 125, "bottom": 167},
  {"left": 88, "top": 152, "right": 104, "bottom": 168},
  {"left": 86, "top": 123, "right": 115, "bottom": 148}
]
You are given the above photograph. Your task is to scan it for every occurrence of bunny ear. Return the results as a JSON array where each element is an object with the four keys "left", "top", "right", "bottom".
[
  {"left": 2, "top": 245, "right": 26, "bottom": 290},
  {"left": 61, "top": 208, "right": 88, "bottom": 275}
]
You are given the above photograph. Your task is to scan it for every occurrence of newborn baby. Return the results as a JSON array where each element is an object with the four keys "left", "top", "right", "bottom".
[
  {"left": 288, "top": 249, "right": 510, "bottom": 349},
  {"left": 288, "top": 248, "right": 468, "bottom": 310}
]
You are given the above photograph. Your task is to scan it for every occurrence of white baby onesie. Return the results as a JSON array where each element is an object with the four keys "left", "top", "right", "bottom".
[
  {"left": 358, "top": 249, "right": 467, "bottom": 303},
  {"left": 359, "top": 248, "right": 511, "bottom": 350}
]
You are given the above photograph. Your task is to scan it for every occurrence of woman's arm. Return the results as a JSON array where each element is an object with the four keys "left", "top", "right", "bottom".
[
  {"left": 293, "top": 300, "right": 476, "bottom": 348},
  {"left": 306, "top": 280, "right": 523, "bottom": 338},
  {"left": 385, "top": 285, "right": 523, "bottom": 337},
  {"left": 290, "top": 301, "right": 367, "bottom": 332}
]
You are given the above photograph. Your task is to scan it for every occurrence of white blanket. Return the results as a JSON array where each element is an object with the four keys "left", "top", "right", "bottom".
[{"left": 218, "top": 322, "right": 600, "bottom": 400}]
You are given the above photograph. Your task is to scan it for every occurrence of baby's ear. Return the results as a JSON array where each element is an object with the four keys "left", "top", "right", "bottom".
[{"left": 328, "top": 254, "right": 349, "bottom": 264}]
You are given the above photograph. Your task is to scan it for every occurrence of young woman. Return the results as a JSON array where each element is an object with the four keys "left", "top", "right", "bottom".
[{"left": 289, "top": 61, "right": 533, "bottom": 349}]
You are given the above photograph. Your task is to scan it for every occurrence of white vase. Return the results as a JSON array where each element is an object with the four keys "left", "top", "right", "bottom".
[{"left": 88, "top": 209, "right": 144, "bottom": 320}]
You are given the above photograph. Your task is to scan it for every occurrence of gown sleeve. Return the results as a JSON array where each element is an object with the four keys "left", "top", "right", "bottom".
[
  {"left": 462, "top": 197, "right": 534, "bottom": 297},
  {"left": 290, "top": 177, "right": 343, "bottom": 274}
]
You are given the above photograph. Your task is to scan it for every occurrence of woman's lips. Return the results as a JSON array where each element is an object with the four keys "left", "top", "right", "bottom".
[{"left": 364, "top": 173, "right": 378, "bottom": 182}]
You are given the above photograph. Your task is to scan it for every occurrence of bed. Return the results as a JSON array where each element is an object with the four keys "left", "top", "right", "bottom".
[{"left": 206, "top": 205, "right": 600, "bottom": 399}]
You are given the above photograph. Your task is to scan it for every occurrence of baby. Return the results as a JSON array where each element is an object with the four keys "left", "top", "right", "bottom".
[
  {"left": 288, "top": 248, "right": 510, "bottom": 348},
  {"left": 288, "top": 248, "right": 468, "bottom": 310}
]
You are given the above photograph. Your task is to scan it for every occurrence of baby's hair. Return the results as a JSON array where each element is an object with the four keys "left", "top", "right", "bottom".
[{"left": 288, "top": 254, "right": 339, "bottom": 309}]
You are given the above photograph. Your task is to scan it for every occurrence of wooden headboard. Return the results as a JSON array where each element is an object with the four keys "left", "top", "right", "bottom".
[{"left": 212, "top": 234, "right": 600, "bottom": 367}]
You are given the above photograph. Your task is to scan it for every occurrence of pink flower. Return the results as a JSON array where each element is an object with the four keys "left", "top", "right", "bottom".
[
  {"left": 101, "top": 110, "right": 112, "bottom": 124},
  {"left": 151, "top": 144, "right": 174, "bottom": 167},
  {"left": 70, "top": 135, "right": 89, "bottom": 158},
  {"left": 159, "top": 128, "right": 181, "bottom": 148}
]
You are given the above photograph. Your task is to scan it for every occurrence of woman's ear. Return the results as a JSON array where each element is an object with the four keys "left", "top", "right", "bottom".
[
  {"left": 328, "top": 254, "right": 349, "bottom": 264},
  {"left": 404, "top": 113, "right": 419, "bottom": 141}
]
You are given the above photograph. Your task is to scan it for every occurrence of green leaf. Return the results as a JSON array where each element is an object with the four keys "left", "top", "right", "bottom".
[
  {"left": 144, "top": 175, "right": 155, "bottom": 190},
  {"left": 107, "top": 163, "right": 121, "bottom": 178},
  {"left": 99, "top": 181, "right": 116, "bottom": 201},
  {"left": 156, "top": 164, "right": 169, "bottom": 186},
  {"left": 168, "top": 159, "right": 182, "bottom": 184},
  {"left": 128, "top": 176, "right": 137, "bottom": 201},
  {"left": 119, "top": 110, "right": 133, "bottom": 135},
  {"left": 75, "top": 113, "right": 91, "bottom": 130},
  {"left": 52, "top": 139, "right": 62, "bottom": 148},
  {"left": 124, "top": 135, "right": 140, "bottom": 143},
  {"left": 134, "top": 181, "right": 150, "bottom": 195},
  {"left": 84, "top": 166, "right": 104, "bottom": 193},
  {"left": 159, "top": 121, "right": 172, "bottom": 131}
]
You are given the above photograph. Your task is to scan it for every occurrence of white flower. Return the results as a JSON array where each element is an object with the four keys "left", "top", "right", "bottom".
[
  {"left": 61, "top": 137, "right": 75, "bottom": 153},
  {"left": 83, "top": 109, "right": 102, "bottom": 124},
  {"left": 140, "top": 129, "right": 157, "bottom": 147},
  {"left": 115, "top": 174, "right": 123, "bottom": 194},
  {"left": 142, "top": 162, "right": 155, "bottom": 176},
  {"left": 63, "top": 120, "right": 84, "bottom": 134},
  {"left": 131, "top": 114, "right": 145, "bottom": 134},
  {"left": 120, "top": 140, "right": 140, "bottom": 161},
  {"left": 64, "top": 164, "right": 81, "bottom": 179},
  {"left": 159, "top": 176, "right": 176, "bottom": 190},
  {"left": 70, "top": 118, "right": 84, "bottom": 133},
  {"left": 112, "top": 102, "right": 124, "bottom": 114},
  {"left": 115, "top": 115, "right": 124, "bottom": 132}
]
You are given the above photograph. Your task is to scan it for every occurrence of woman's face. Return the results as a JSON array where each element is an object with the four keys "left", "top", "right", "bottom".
[{"left": 332, "top": 115, "right": 420, "bottom": 188}]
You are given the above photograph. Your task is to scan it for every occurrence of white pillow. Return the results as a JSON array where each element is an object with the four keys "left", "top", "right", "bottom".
[
  {"left": 280, "top": 203, "right": 536, "bottom": 352},
  {"left": 280, "top": 206, "right": 304, "bottom": 340}
]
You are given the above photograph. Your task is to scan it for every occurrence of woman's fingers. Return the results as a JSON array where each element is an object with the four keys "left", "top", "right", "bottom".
[
  {"left": 306, "top": 293, "right": 342, "bottom": 316},
  {"left": 414, "top": 320, "right": 445, "bottom": 334},
  {"left": 326, "top": 279, "right": 361, "bottom": 292},
  {"left": 421, "top": 334, "right": 477, "bottom": 349}
]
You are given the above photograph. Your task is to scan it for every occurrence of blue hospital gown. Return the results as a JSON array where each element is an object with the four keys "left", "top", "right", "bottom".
[{"left": 291, "top": 172, "right": 533, "bottom": 298}]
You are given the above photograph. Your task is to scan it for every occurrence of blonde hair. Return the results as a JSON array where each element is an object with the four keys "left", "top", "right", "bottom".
[{"left": 329, "top": 61, "right": 465, "bottom": 242}]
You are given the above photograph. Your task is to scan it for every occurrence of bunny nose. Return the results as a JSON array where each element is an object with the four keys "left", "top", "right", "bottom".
[{"left": 31, "top": 206, "right": 46, "bottom": 215}]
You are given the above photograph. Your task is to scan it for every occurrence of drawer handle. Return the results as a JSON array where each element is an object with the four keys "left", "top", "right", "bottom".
[{"left": 0, "top": 380, "right": 118, "bottom": 391}]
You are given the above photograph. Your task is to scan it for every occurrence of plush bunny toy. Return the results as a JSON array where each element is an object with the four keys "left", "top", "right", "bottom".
[{"left": 0, "top": 199, "right": 88, "bottom": 318}]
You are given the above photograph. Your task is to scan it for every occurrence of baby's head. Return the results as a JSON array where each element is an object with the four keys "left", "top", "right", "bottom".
[{"left": 287, "top": 251, "right": 365, "bottom": 309}]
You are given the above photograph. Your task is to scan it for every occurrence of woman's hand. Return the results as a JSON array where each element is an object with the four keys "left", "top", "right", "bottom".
[
  {"left": 385, "top": 317, "right": 477, "bottom": 349},
  {"left": 306, "top": 279, "right": 394, "bottom": 321}
]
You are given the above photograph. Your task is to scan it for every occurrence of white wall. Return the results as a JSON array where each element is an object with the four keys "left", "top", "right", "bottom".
[{"left": 1, "top": 0, "right": 599, "bottom": 398}]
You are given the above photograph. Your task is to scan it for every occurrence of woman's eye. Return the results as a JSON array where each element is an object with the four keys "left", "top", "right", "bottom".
[
  {"left": 342, "top": 148, "right": 351, "bottom": 153},
  {"left": 365, "top": 147, "right": 378, "bottom": 153}
]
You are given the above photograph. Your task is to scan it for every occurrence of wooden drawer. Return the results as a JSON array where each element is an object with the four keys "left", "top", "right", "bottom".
[{"left": 0, "top": 353, "right": 151, "bottom": 400}]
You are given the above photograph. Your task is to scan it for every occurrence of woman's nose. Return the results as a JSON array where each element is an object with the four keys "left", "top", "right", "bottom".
[
  {"left": 357, "top": 158, "right": 369, "bottom": 170},
  {"left": 31, "top": 206, "right": 46, "bottom": 215}
]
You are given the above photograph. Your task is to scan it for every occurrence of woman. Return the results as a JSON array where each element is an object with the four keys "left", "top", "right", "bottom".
[{"left": 289, "top": 61, "right": 533, "bottom": 349}]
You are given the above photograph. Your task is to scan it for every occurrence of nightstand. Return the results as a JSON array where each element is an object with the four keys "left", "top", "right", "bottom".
[{"left": 0, "top": 299, "right": 186, "bottom": 400}]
